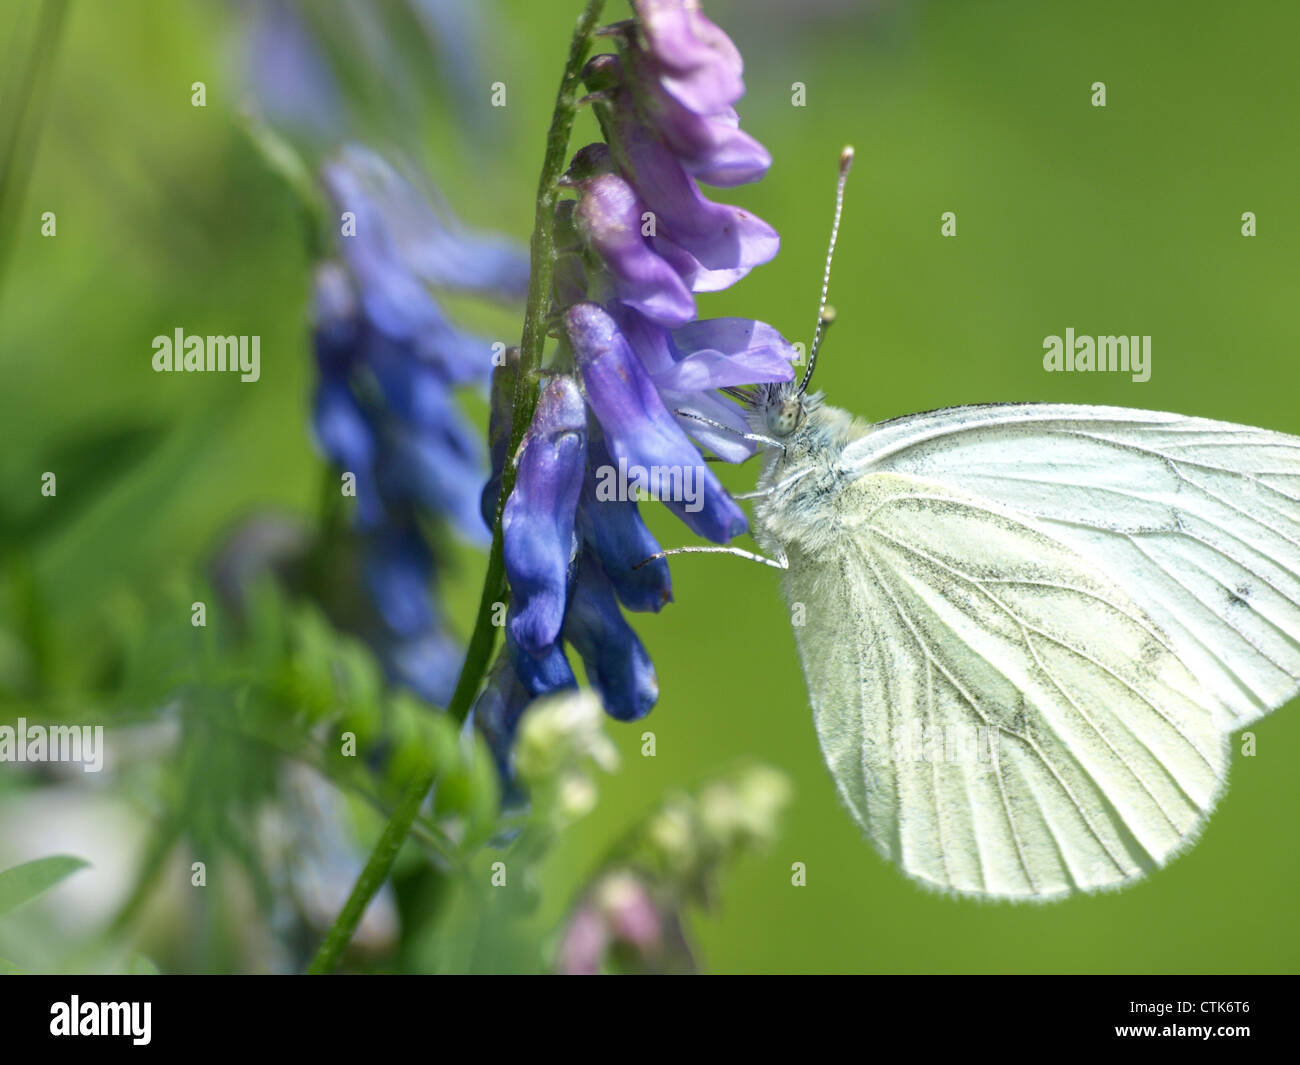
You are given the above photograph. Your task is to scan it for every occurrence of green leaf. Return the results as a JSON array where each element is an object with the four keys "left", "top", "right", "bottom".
[
  {"left": 0, "top": 855, "right": 89, "bottom": 918},
  {"left": 0, "top": 422, "right": 165, "bottom": 551},
  {"left": 0, "top": 957, "right": 25, "bottom": 974},
  {"left": 128, "top": 955, "right": 160, "bottom": 975}
]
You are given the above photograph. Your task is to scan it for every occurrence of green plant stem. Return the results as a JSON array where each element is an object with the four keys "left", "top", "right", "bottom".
[
  {"left": 307, "top": 0, "right": 607, "bottom": 975},
  {"left": 510, "top": 1, "right": 606, "bottom": 471},
  {"left": 217, "top": 717, "right": 468, "bottom": 871}
]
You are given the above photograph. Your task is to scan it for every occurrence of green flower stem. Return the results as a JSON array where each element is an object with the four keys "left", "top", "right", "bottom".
[
  {"left": 307, "top": 0, "right": 607, "bottom": 975},
  {"left": 510, "top": 0, "right": 607, "bottom": 475}
]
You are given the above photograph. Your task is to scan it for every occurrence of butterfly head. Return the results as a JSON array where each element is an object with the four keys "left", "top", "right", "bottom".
[
  {"left": 766, "top": 385, "right": 805, "bottom": 436},
  {"left": 742, "top": 380, "right": 825, "bottom": 441}
]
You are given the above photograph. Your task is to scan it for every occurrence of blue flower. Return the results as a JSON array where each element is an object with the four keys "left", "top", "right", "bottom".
[
  {"left": 503, "top": 375, "right": 588, "bottom": 655},
  {"left": 498, "top": 376, "right": 660, "bottom": 728},
  {"left": 242, "top": 0, "right": 343, "bottom": 139},
  {"left": 239, "top": 0, "right": 500, "bottom": 149},
  {"left": 475, "top": 0, "right": 795, "bottom": 776},
  {"left": 311, "top": 147, "right": 528, "bottom": 706}
]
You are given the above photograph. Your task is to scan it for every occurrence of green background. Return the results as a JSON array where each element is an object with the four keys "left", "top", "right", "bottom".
[{"left": 2, "top": 0, "right": 1297, "bottom": 973}]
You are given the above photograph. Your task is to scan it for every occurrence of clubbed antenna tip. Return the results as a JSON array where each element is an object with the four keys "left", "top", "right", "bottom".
[{"left": 798, "top": 146, "right": 855, "bottom": 396}]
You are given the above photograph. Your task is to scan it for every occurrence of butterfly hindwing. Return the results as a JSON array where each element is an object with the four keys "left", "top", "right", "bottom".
[{"left": 782, "top": 470, "right": 1228, "bottom": 899}]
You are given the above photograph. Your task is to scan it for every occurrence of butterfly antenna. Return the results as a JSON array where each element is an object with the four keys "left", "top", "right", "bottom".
[{"left": 798, "top": 145, "right": 854, "bottom": 397}]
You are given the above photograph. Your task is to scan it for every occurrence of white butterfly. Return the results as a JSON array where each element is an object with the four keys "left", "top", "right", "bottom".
[
  {"left": 749, "top": 398, "right": 1299, "bottom": 899},
  {"left": 677, "top": 149, "right": 1300, "bottom": 899}
]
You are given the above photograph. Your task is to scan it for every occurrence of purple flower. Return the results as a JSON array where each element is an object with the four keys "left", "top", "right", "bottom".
[
  {"left": 562, "top": 555, "right": 659, "bottom": 722},
  {"left": 503, "top": 376, "right": 588, "bottom": 654},
  {"left": 474, "top": 0, "right": 793, "bottom": 776},
  {"left": 311, "top": 148, "right": 528, "bottom": 706},
  {"left": 240, "top": 0, "right": 500, "bottom": 149},
  {"left": 570, "top": 163, "right": 697, "bottom": 327},
  {"left": 631, "top": 0, "right": 746, "bottom": 114},
  {"left": 577, "top": 431, "right": 671, "bottom": 613},
  {"left": 326, "top": 146, "right": 529, "bottom": 301},
  {"left": 556, "top": 872, "right": 688, "bottom": 975},
  {"left": 599, "top": 94, "right": 778, "bottom": 273},
  {"left": 321, "top": 150, "right": 518, "bottom": 389},
  {"left": 557, "top": 904, "right": 610, "bottom": 976},
  {"left": 566, "top": 302, "right": 746, "bottom": 543},
  {"left": 472, "top": 653, "right": 535, "bottom": 786},
  {"left": 557, "top": 875, "right": 664, "bottom": 975},
  {"left": 622, "top": 47, "right": 769, "bottom": 187},
  {"left": 492, "top": 375, "right": 659, "bottom": 753},
  {"left": 242, "top": 0, "right": 343, "bottom": 139}
]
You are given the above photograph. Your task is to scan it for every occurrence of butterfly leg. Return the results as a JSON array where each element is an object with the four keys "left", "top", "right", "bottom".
[
  {"left": 733, "top": 466, "right": 814, "bottom": 500},
  {"left": 634, "top": 543, "right": 789, "bottom": 571}
]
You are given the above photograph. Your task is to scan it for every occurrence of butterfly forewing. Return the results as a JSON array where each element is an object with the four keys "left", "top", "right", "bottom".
[{"left": 844, "top": 404, "right": 1300, "bottom": 729}]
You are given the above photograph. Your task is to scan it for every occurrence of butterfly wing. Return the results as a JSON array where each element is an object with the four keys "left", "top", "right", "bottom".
[
  {"left": 784, "top": 470, "right": 1227, "bottom": 898},
  {"left": 843, "top": 404, "right": 1300, "bottom": 729}
]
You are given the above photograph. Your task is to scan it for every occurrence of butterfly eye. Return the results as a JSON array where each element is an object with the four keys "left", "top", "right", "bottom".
[
  {"left": 772, "top": 398, "right": 801, "bottom": 434},
  {"left": 765, "top": 399, "right": 796, "bottom": 436}
]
